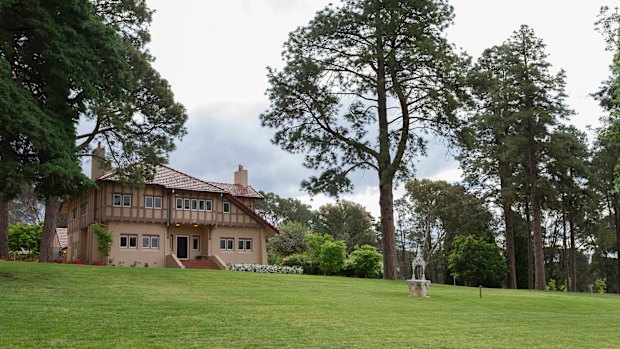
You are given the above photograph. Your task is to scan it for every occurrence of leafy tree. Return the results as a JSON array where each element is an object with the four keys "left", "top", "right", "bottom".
[
  {"left": 349, "top": 244, "right": 382, "bottom": 278},
  {"left": 267, "top": 221, "right": 311, "bottom": 257},
  {"left": 8, "top": 223, "right": 42, "bottom": 259},
  {"left": 260, "top": 0, "right": 469, "bottom": 279},
  {"left": 315, "top": 200, "right": 377, "bottom": 253},
  {"left": 594, "top": 6, "right": 620, "bottom": 294},
  {"left": 448, "top": 235, "right": 508, "bottom": 287},
  {"left": 256, "top": 191, "right": 316, "bottom": 227},
  {"left": 398, "top": 179, "right": 495, "bottom": 282}
]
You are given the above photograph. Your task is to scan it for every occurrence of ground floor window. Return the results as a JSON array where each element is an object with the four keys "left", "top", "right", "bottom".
[
  {"left": 192, "top": 236, "right": 200, "bottom": 251},
  {"left": 142, "top": 235, "right": 159, "bottom": 249},
  {"left": 220, "top": 237, "right": 234, "bottom": 251},
  {"left": 238, "top": 239, "right": 252, "bottom": 252},
  {"left": 120, "top": 234, "right": 137, "bottom": 248}
]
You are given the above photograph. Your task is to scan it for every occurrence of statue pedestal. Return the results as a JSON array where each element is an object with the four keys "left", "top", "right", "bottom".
[{"left": 406, "top": 279, "right": 431, "bottom": 297}]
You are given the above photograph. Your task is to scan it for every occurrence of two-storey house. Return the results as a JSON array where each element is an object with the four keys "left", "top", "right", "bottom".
[{"left": 62, "top": 145, "right": 277, "bottom": 269}]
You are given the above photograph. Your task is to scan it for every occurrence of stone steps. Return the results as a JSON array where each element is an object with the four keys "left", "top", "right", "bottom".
[{"left": 181, "top": 259, "right": 221, "bottom": 270}]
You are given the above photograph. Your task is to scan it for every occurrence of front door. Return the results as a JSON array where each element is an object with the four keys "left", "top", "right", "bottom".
[{"left": 176, "top": 235, "right": 189, "bottom": 260}]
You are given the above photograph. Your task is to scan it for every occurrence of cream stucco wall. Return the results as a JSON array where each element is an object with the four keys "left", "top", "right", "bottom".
[
  {"left": 106, "top": 222, "right": 167, "bottom": 268},
  {"left": 209, "top": 226, "right": 269, "bottom": 265}
]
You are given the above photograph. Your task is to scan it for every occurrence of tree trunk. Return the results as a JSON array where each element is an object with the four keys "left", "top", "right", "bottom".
[
  {"left": 0, "top": 195, "right": 8, "bottom": 259},
  {"left": 569, "top": 210, "right": 577, "bottom": 292},
  {"left": 562, "top": 209, "right": 570, "bottom": 291},
  {"left": 614, "top": 194, "right": 620, "bottom": 294},
  {"left": 40, "top": 196, "right": 60, "bottom": 262},
  {"left": 525, "top": 199, "right": 533, "bottom": 290},
  {"left": 379, "top": 181, "right": 397, "bottom": 280},
  {"left": 500, "top": 172, "right": 516, "bottom": 289},
  {"left": 528, "top": 148, "right": 545, "bottom": 290}
]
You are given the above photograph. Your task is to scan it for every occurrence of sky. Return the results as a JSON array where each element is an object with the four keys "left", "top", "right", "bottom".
[{"left": 108, "top": 0, "right": 616, "bottom": 218}]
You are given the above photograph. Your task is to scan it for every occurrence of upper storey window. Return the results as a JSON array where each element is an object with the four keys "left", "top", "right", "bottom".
[
  {"left": 223, "top": 202, "right": 231, "bottom": 214},
  {"left": 113, "top": 194, "right": 132, "bottom": 207}
]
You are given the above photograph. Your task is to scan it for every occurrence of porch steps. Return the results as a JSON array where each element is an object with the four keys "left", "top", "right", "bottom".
[{"left": 181, "top": 259, "right": 221, "bottom": 270}]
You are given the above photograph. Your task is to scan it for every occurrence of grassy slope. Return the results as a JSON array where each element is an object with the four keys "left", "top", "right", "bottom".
[{"left": 0, "top": 262, "right": 619, "bottom": 348}]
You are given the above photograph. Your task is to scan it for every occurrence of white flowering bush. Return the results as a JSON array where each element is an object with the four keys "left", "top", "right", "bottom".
[{"left": 229, "top": 264, "right": 303, "bottom": 275}]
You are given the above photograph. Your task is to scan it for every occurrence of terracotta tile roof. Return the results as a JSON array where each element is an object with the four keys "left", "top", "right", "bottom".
[
  {"left": 207, "top": 182, "right": 263, "bottom": 199},
  {"left": 55, "top": 228, "right": 68, "bottom": 249},
  {"left": 99, "top": 165, "right": 227, "bottom": 194}
]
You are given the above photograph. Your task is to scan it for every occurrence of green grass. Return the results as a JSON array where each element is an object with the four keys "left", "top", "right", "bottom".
[{"left": 0, "top": 262, "right": 619, "bottom": 348}]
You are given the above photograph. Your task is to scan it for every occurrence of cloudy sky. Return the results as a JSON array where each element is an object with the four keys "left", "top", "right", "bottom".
[{"left": 126, "top": 0, "right": 614, "bottom": 218}]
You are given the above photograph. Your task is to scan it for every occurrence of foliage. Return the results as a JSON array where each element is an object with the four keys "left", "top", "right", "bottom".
[
  {"left": 282, "top": 253, "right": 315, "bottom": 274},
  {"left": 92, "top": 223, "right": 113, "bottom": 261},
  {"left": 595, "top": 278, "right": 607, "bottom": 294},
  {"left": 7, "top": 223, "right": 42, "bottom": 258},
  {"left": 448, "top": 235, "right": 508, "bottom": 287},
  {"left": 267, "top": 252, "right": 282, "bottom": 266},
  {"left": 315, "top": 200, "right": 377, "bottom": 252},
  {"left": 318, "top": 240, "right": 347, "bottom": 275},
  {"left": 260, "top": 0, "right": 470, "bottom": 279},
  {"left": 348, "top": 245, "right": 382, "bottom": 278},
  {"left": 256, "top": 191, "right": 316, "bottom": 227},
  {"left": 229, "top": 264, "right": 303, "bottom": 275},
  {"left": 267, "top": 221, "right": 310, "bottom": 257}
]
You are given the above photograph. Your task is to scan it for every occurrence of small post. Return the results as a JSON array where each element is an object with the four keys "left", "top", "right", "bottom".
[
  {"left": 479, "top": 285, "right": 482, "bottom": 299},
  {"left": 453, "top": 276, "right": 456, "bottom": 286}
]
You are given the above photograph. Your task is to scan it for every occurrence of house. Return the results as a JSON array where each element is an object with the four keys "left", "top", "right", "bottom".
[
  {"left": 61, "top": 144, "right": 277, "bottom": 269},
  {"left": 52, "top": 228, "right": 68, "bottom": 260}
]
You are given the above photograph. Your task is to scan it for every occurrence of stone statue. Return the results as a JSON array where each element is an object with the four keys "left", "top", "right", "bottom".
[{"left": 406, "top": 251, "right": 431, "bottom": 297}]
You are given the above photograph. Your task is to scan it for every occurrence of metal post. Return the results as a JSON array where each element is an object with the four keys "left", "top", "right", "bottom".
[{"left": 479, "top": 285, "right": 482, "bottom": 298}]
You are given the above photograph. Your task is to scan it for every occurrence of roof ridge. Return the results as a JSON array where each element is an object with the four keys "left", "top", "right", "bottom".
[{"left": 157, "top": 164, "right": 226, "bottom": 192}]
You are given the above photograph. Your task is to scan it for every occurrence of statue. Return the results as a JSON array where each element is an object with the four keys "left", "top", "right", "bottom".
[{"left": 406, "top": 249, "right": 431, "bottom": 297}]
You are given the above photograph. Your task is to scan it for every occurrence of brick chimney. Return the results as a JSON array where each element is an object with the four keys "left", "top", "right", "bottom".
[
  {"left": 234, "top": 165, "right": 248, "bottom": 187},
  {"left": 91, "top": 142, "right": 111, "bottom": 180}
]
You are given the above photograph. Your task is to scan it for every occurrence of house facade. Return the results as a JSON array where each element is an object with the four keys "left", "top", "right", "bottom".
[{"left": 61, "top": 145, "right": 277, "bottom": 269}]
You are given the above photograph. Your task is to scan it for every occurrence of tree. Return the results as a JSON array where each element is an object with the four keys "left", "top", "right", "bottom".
[
  {"left": 267, "top": 221, "right": 310, "bottom": 257},
  {"left": 595, "top": 6, "right": 620, "bottom": 294},
  {"left": 315, "top": 200, "right": 377, "bottom": 253},
  {"left": 8, "top": 223, "right": 42, "bottom": 259},
  {"left": 398, "top": 179, "right": 495, "bottom": 282},
  {"left": 255, "top": 191, "right": 316, "bottom": 227},
  {"left": 349, "top": 244, "right": 382, "bottom": 278},
  {"left": 448, "top": 235, "right": 508, "bottom": 287},
  {"left": 0, "top": 0, "right": 131, "bottom": 261},
  {"left": 260, "top": 0, "right": 469, "bottom": 279}
]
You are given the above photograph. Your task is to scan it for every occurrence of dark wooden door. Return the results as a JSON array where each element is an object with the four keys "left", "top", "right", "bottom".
[{"left": 177, "top": 236, "right": 189, "bottom": 259}]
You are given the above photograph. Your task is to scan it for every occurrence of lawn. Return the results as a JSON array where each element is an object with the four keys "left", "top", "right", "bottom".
[{"left": 0, "top": 261, "right": 618, "bottom": 348}]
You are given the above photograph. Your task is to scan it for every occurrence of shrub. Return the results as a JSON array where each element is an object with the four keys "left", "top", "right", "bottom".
[
  {"left": 92, "top": 223, "right": 113, "bottom": 263},
  {"left": 595, "top": 278, "right": 607, "bottom": 294},
  {"left": 72, "top": 259, "right": 87, "bottom": 265},
  {"left": 348, "top": 245, "right": 382, "bottom": 278},
  {"left": 448, "top": 235, "right": 508, "bottom": 287},
  {"left": 267, "top": 221, "right": 310, "bottom": 257},
  {"left": 229, "top": 264, "right": 303, "bottom": 275},
  {"left": 8, "top": 223, "right": 42, "bottom": 259},
  {"left": 268, "top": 252, "right": 283, "bottom": 266},
  {"left": 282, "top": 253, "right": 315, "bottom": 274},
  {"left": 318, "top": 240, "right": 346, "bottom": 275}
]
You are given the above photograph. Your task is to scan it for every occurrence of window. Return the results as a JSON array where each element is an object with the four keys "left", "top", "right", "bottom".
[
  {"left": 192, "top": 236, "right": 200, "bottom": 251},
  {"left": 206, "top": 200, "right": 212, "bottom": 212},
  {"left": 72, "top": 208, "right": 77, "bottom": 220},
  {"left": 198, "top": 200, "right": 205, "bottom": 211},
  {"left": 238, "top": 239, "right": 252, "bottom": 252},
  {"left": 184, "top": 199, "right": 190, "bottom": 210},
  {"left": 113, "top": 194, "right": 122, "bottom": 207},
  {"left": 145, "top": 196, "right": 153, "bottom": 208},
  {"left": 220, "top": 238, "right": 234, "bottom": 251},
  {"left": 176, "top": 198, "right": 183, "bottom": 210},
  {"left": 123, "top": 194, "right": 132, "bottom": 207},
  {"left": 191, "top": 199, "right": 198, "bottom": 211},
  {"left": 120, "top": 234, "right": 138, "bottom": 248},
  {"left": 223, "top": 202, "right": 231, "bottom": 214},
  {"left": 80, "top": 202, "right": 87, "bottom": 216},
  {"left": 154, "top": 196, "right": 162, "bottom": 209},
  {"left": 142, "top": 235, "right": 159, "bottom": 249}
]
